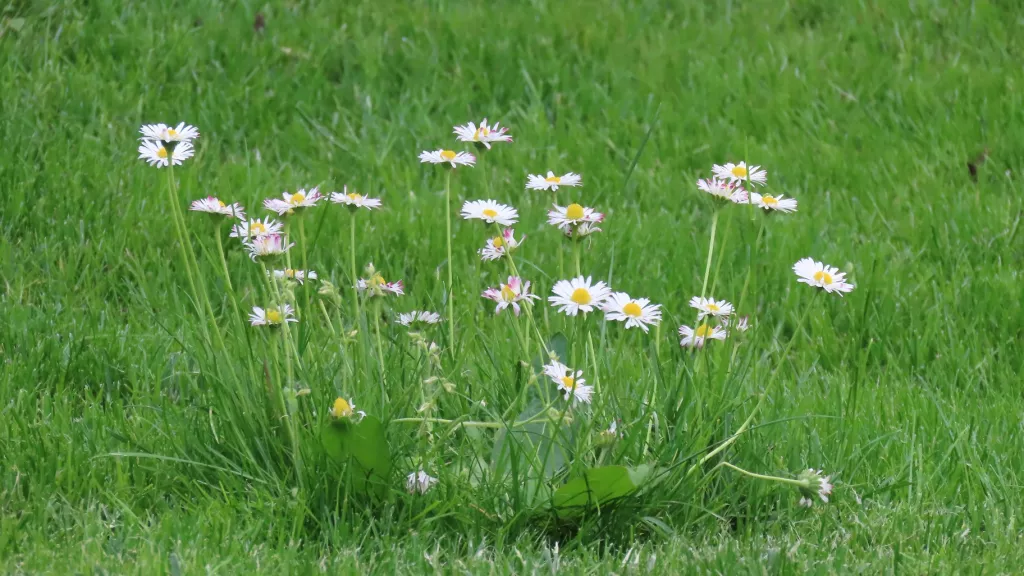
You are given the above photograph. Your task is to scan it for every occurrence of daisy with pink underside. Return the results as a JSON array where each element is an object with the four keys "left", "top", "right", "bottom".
[
  {"left": 482, "top": 276, "right": 539, "bottom": 316},
  {"left": 264, "top": 188, "right": 324, "bottom": 215},
  {"left": 453, "top": 119, "right": 512, "bottom": 149},
  {"left": 478, "top": 228, "right": 524, "bottom": 261}
]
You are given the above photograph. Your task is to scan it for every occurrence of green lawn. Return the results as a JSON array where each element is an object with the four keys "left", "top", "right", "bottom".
[{"left": 2, "top": 0, "right": 1023, "bottom": 573}]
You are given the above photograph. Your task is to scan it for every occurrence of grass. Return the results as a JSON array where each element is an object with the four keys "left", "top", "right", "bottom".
[{"left": 2, "top": 0, "right": 1023, "bottom": 572}]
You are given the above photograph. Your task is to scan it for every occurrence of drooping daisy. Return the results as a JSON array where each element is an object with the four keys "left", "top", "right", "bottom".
[
  {"left": 678, "top": 324, "right": 727, "bottom": 348},
  {"left": 230, "top": 217, "right": 284, "bottom": 240},
  {"left": 543, "top": 360, "right": 593, "bottom": 405},
  {"left": 270, "top": 269, "right": 318, "bottom": 284},
  {"left": 797, "top": 469, "right": 833, "bottom": 507},
  {"left": 481, "top": 276, "right": 539, "bottom": 316},
  {"left": 793, "top": 258, "right": 855, "bottom": 295},
  {"left": 526, "top": 171, "right": 583, "bottom": 192},
  {"left": 566, "top": 221, "right": 603, "bottom": 238},
  {"left": 189, "top": 196, "right": 245, "bottom": 219},
  {"left": 547, "top": 203, "right": 604, "bottom": 231},
  {"left": 329, "top": 396, "right": 366, "bottom": 421},
  {"left": 245, "top": 234, "right": 294, "bottom": 260},
  {"left": 138, "top": 140, "right": 194, "bottom": 168},
  {"left": 418, "top": 149, "right": 476, "bottom": 168},
  {"left": 330, "top": 186, "right": 382, "bottom": 210},
  {"left": 356, "top": 264, "right": 404, "bottom": 297},
  {"left": 453, "top": 118, "right": 513, "bottom": 149},
  {"left": 603, "top": 292, "right": 662, "bottom": 333},
  {"left": 263, "top": 188, "right": 324, "bottom": 215},
  {"left": 697, "top": 178, "right": 748, "bottom": 203},
  {"left": 248, "top": 304, "right": 298, "bottom": 327},
  {"left": 713, "top": 162, "right": 767, "bottom": 187},
  {"left": 396, "top": 311, "right": 442, "bottom": 326},
  {"left": 723, "top": 315, "right": 750, "bottom": 332},
  {"left": 461, "top": 200, "right": 518, "bottom": 226},
  {"left": 688, "top": 296, "right": 734, "bottom": 320},
  {"left": 751, "top": 192, "right": 797, "bottom": 213},
  {"left": 139, "top": 122, "right": 200, "bottom": 143},
  {"left": 406, "top": 469, "right": 439, "bottom": 495},
  {"left": 478, "top": 228, "right": 524, "bottom": 261},
  {"left": 548, "top": 276, "right": 612, "bottom": 316}
]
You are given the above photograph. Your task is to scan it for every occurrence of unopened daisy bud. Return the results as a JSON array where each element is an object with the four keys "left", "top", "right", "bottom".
[
  {"left": 441, "top": 380, "right": 456, "bottom": 394},
  {"left": 547, "top": 407, "right": 573, "bottom": 424},
  {"left": 796, "top": 468, "right": 833, "bottom": 506},
  {"left": 406, "top": 469, "right": 439, "bottom": 495},
  {"left": 416, "top": 401, "right": 434, "bottom": 413},
  {"left": 422, "top": 376, "right": 440, "bottom": 385},
  {"left": 345, "top": 329, "right": 359, "bottom": 339},
  {"left": 596, "top": 420, "right": 623, "bottom": 446},
  {"left": 296, "top": 388, "right": 312, "bottom": 397},
  {"left": 317, "top": 279, "right": 339, "bottom": 297}
]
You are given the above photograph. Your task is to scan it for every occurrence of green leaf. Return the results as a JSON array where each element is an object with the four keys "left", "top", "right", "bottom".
[
  {"left": 551, "top": 465, "right": 652, "bottom": 512},
  {"left": 492, "top": 398, "right": 572, "bottom": 506},
  {"left": 321, "top": 416, "right": 391, "bottom": 497},
  {"left": 531, "top": 332, "right": 569, "bottom": 373}
]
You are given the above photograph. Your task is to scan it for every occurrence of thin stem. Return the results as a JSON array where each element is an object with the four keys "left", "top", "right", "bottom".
[
  {"left": 699, "top": 209, "right": 720, "bottom": 300},
  {"left": 373, "top": 298, "right": 387, "bottom": 405},
  {"left": 165, "top": 166, "right": 207, "bottom": 328},
  {"left": 444, "top": 169, "right": 455, "bottom": 353},
  {"left": 350, "top": 211, "right": 361, "bottom": 325},
  {"left": 391, "top": 417, "right": 502, "bottom": 429},
  {"left": 716, "top": 461, "right": 807, "bottom": 488}
]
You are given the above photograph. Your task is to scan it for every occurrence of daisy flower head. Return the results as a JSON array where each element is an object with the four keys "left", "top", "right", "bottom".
[
  {"left": 189, "top": 197, "right": 245, "bottom": 219},
  {"left": 270, "top": 269, "right": 318, "bottom": 284},
  {"left": 603, "top": 292, "right": 662, "bottom": 333},
  {"left": 249, "top": 304, "right": 297, "bottom": 327},
  {"left": 230, "top": 217, "right": 283, "bottom": 240},
  {"left": 547, "top": 203, "right": 604, "bottom": 232},
  {"left": 678, "top": 323, "right": 727, "bottom": 348},
  {"left": 697, "top": 178, "right": 748, "bottom": 204},
  {"left": 549, "top": 275, "right": 612, "bottom": 316},
  {"left": 478, "top": 228, "right": 524, "bottom": 261},
  {"left": 751, "top": 192, "right": 798, "bottom": 213},
  {"left": 330, "top": 186, "right": 382, "bottom": 211},
  {"left": 138, "top": 139, "right": 194, "bottom": 168},
  {"left": 566, "top": 221, "right": 603, "bottom": 239},
  {"left": 356, "top": 263, "right": 404, "bottom": 297},
  {"left": 406, "top": 469, "right": 439, "bottom": 495},
  {"left": 526, "top": 171, "right": 582, "bottom": 192},
  {"left": 139, "top": 122, "right": 200, "bottom": 143},
  {"left": 245, "top": 234, "right": 294, "bottom": 261},
  {"left": 797, "top": 469, "right": 833, "bottom": 507},
  {"left": 688, "top": 296, "right": 734, "bottom": 320},
  {"left": 543, "top": 360, "right": 593, "bottom": 405},
  {"left": 329, "top": 396, "right": 366, "bottom": 421},
  {"left": 598, "top": 419, "right": 624, "bottom": 445},
  {"left": 264, "top": 187, "right": 324, "bottom": 215},
  {"left": 481, "top": 276, "right": 539, "bottom": 316},
  {"left": 713, "top": 162, "right": 767, "bottom": 187},
  {"left": 453, "top": 118, "right": 512, "bottom": 150},
  {"left": 461, "top": 200, "right": 518, "bottom": 226},
  {"left": 419, "top": 149, "right": 476, "bottom": 168},
  {"left": 793, "top": 258, "right": 854, "bottom": 295},
  {"left": 723, "top": 315, "right": 750, "bottom": 333},
  {"left": 396, "top": 311, "right": 442, "bottom": 327}
]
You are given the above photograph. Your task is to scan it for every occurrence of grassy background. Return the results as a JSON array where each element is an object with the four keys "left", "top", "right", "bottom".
[{"left": 2, "top": 0, "right": 1023, "bottom": 573}]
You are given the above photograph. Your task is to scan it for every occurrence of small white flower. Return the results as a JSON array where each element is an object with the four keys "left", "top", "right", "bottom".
[
  {"left": 549, "top": 276, "right": 612, "bottom": 316},
  {"left": 797, "top": 469, "right": 833, "bottom": 506},
  {"left": 138, "top": 140, "right": 194, "bottom": 168},
  {"left": 270, "top": 269, "right": 318, "bottom": 284},
  {"left": 189, "top": 196, "right": 245, "bottom": 218},
  {"left": 356, "top": 264, "right": 404, "bottom": 297},
  {"left": 697, "top": 178, "right": 748, "bottom": 203},
  {"left": 245, "top": 234, "right": 294, "bottom": 260},
  {"left": 547, "top": 203, "right": 604, "bottom": 231},
  {"left": 481, "top": 276, "right": 539, "bottom": 316},
  {"left": 453, "top": 118, "right": 512, "bottom": 149},
  {"left": 139, "top": 122, "right": 200, "bottom": 143},
  {"left": 793, "top": 258, "right": 854, "bottom": 295},
  {"left": 566, "top": 221, "right": 603, "bottom": 238},
  {"left": 478, "top": 228, "right": 524, "bottom": 261},
  {"left": 723, "top": 315, "right": 750, "bottom": 332},
  {"left": 688, "top": 296, "right": 734, "bottom": 320},
  {"left": 751, "top": 192, "right": 797, "bottom": 213},
  {"left": 678, "top": 324, "right": 727, "bottom": 348},
  {"left": 543, "top": 361, "right": 593, "bottom": 405},
  {"left": 712, "top": 162, "right": 767, "bottom": 186},
  {"left": 330, "top": 186, "right": 382, "bottom": 210},
  {"left": 461, "top": 200, "right": 518, "bottom": 226},
  {"left": 526, "top": 171, "right": 582, "bottom": 192},
  {"left": 231, "top": 217, "right": 284, "bottom": 240},
  {"left": 603, "top": 292, "right": 662, "bottom": 333},
  {"left": 419, "top": 149, "right": 476, "bottom": 168},
  {"left": 249, "top": 304, "right": 298, "bottom": 326},
  {"left": 406, "top": 469, "right": 439, "bottom": 494},
  {"left": 329, "top": 397, "right": 366, "bottom": 421},
  {"left": 396, "top": 311, "right": 442, "bottom": 326},
  {"left": 263, "top": 188, "right": 324, "bottom": 215}
]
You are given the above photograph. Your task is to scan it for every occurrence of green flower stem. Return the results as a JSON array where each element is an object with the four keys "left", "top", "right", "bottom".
[
  {"left": 349, "top": 211, "right": 361, "bottom": 324},
  {"left": 372, "top": 298, "right": 388, "bottom": 405},
  {"left": 444, "top": 169, "right": 455, "bottom": 353},
  {"left": 165, "top": 166, "right": 210, "bottom": 338},
  {"left": 714, "top": 461, "right": 808, "bottom": 488},
  {"left": 699, "top": 208, "right": 720, "bottom": 301}
]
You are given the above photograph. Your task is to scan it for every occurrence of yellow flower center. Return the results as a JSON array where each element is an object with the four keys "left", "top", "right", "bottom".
[
  {"left": 492, "top": 236, "right": 504, "bottom": 248},
  {"left": 482, "top": 208, "right": 498, "bottom": 218},
  {"left": 813, "top": 271, "right": 833, "bottom": 284},
  {"left": 545, "top": 175, "right": 561, "bottom": 184},
  {"left": 695, "top": 324, "right": 715, "bottom": 338},
  {"left": 623, "top": 302, "right": 643, "bottom": 317},
  {"left": 156, "top": 146, "right": 168, "bottom": 159},
  {"left": 347, "top": 192, "right": 361, "bottom": 201},
  {"left": 706, "top": 303, "right": 720, "bottom": 312},
  {"left": 290, "top": 192, "right": 306, "bottom": 204},
  {"left": 761, "top": 195, "right": 778, "bottom": 206},
  {"left": 369, "top": 273, "right": 386, "bottom": 287},
  {"left": 167, "top": 128, "right": 178, "bottom": 137},
  {"left": 217, "top": 200, "right": 226, "bottom": 208},
  {"left": 284, "top": 269, "right": 296, "bottom": 278},
  {"left": 500, "top": 284, "right": 516, "bottom": 301},
  {"left": 560, "top": 376, "right": 576, "bottom": 390},
  {"left": 331, "top": 397, "right": 352, "bottom": 418},
  {"left": 565, "top": 203, "right": 585, "bottom": 220},
  {"left": 570, "top": 288, "right": 591, "bottom": 305},
  {"left": 266, "top": 309, "right": 283, "bottom": 324},
  {"left": 440, "top": 150, "right": 457, "bottom": 161},
  {"left": 731, "top": 165, "right": 748, "bottom": 178},
  {"left": 251, "top": 222, "right": 267, "bottom": 234}
]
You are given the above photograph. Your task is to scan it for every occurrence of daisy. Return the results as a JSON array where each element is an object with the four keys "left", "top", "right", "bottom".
[
  {"left": 270, "top": 269, "right": 318, "bottom": 284},
  {"left": 678, "top": 324, "right": 727, "bottom": 348},
  {"left": 230, "top": 217, "right": 284, "bottom": 240},
  {"left": 565, "top": 221, "right": 603, "bottom": 238},
  {"left": 460, "top": 200, "right": 518, "bottom": 226},
  {"left": 547, "top": 203, "right": 604, "bottom": 231},
  {"left": 751, "top": 192, "right": 797, "bottom": 213},
  {"left": 419, "top": 149, "right": 476, "bottom": 168},
  {"left": 797, "top": 469, "right": 833, "bottom": 507},
  {"left": 688, "top": 296, "right": 734, "bottom": 320},
  {"left": 478, "top": 228, "right": 524, "bottom": 261},
  {"left": 481, "top": 276, "right": 539, "bottom": 316},
  {"left": 264, "top": 188, "right": 324, "bottom": 215},
  {"left": 543, "top": 360, "right": 593, "bottom": 405},
  {"left": 598, "top": 419, "right": 624, "bottom": 443},
  {"left": 793, "top": 258, "right": 855, "bottom": 295},
  {"left": 603, "top": 292, "right": 662, "bottom": 333},
  {"left": 245, "top": 234, "right": 294, "bottom": 260},
  {"left": 453, "top": 118, "right": 513, "bottom": 149},
  {"left": 548, "top": 276, "right": 612, "bottom": 316},
  {"left": 139, "top": 122, "right": 200, "bottom": 143},
  {"left": 329, "top": 396, "right": 366, "bottom": 421},
  {"left": 356, "top": 264, "right": 404, "bottom": 297},
  {"left": 248, "top": 304, "right": 298, "bottom": 327},
  {"left": 330, "top": 186, "right": 382, "bottom": 210},
  {"left": 138, "top": 140, "right": 194, "bottom": 168},
  {"left": 723, "top": 315, "right": 750, "bottom": 332},
  {"left": 526, "top": 171, "right": 583, "bottom": 192},
  {"left": 189, "top": 196, "right": 245, "bottom": 219},
  {"left": 697, "top": 178, "right": 748, "bottom": 203},
  {"left": 396, "top": 311, "right": 442, "bottom": 326},
  {"left": 406, "top": 469, "right": 439, "bottom": 495},
  {"left": 713, "top": 162, "right": 767, "bottom": 186}
]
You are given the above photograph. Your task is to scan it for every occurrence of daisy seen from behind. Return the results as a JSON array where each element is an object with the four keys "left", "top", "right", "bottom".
[
  {"left": 406, "top": 469, "right": 439, "bottom": 494},
  {"left": 453, "top": 118, "right": 512, "bottom": 149},
  {"left": 793, "top": 258, "right": 854, "bottom": 295},
  {"left": 526, "top": 171, "right": 582, "bottom": 192},
  {"left": 396, "top": 311, "right": 442, "bottom": 327},
  {"left": 330, "top": 186, "right": 382, "bottom": 210},
  {"left": 689, "top": 296, "right": 734, "bottom": 320},
  {"left": 249, "top": 304, "right": 298, "bottom": 327},
  {"left": 190, "top": 197, "right": 245, "bottom": 219},
  {"left": 603, "top": 292, "right": 662, "bottom": 333},
  {"left": 138, "top": 139, "right": 194, "bottom": 168},
  {"left": 482, "top": 276, "right": 539, "bottom": 316},
  {"left": 697, "top": 178, "right": 748, "bottom": 204},
  {"left": 461, "top": 200, "right": 518, "bottom": 226},
  {"left": 713, "top": 162, "right": 767, "bottom": 187},
  {"left": 751, "top": 192, "right": 798, "bottom": 213},
  {"left": 549, "top": 275, "right": 611, "bottom": 316},
  {"left": 264, "top": 188, "right": 324, "bottom": 215},
  {"left": 356, "top": 263, "right": 404, "bottom": 297},
  {"left": 543, "top": 360, "right": 593, "bottom": 405},
  {"left": 478, "top": 228, "right": 523, "bottom": 261},
  {"left": 678, "top": 323, "right": 727, "bottom": 348},
  {"left": 419, "top": 149, "right": 476, "bottom": 168}
]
